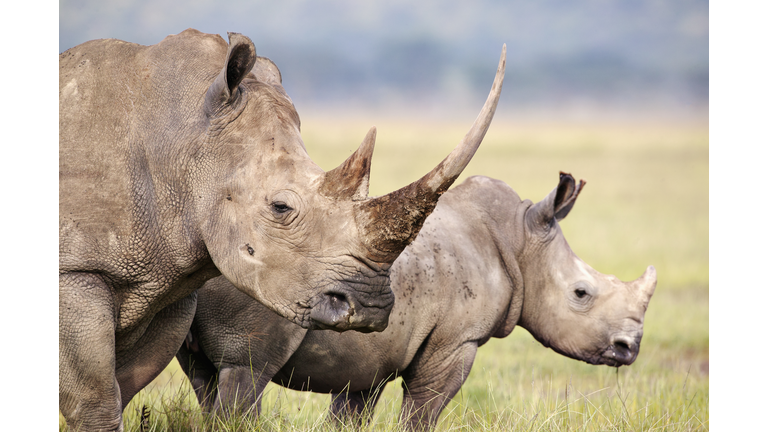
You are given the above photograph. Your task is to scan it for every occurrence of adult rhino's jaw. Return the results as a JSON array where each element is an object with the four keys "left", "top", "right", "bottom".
[{"left": 308, "top": 285, "right": 395, "bottom": 333}]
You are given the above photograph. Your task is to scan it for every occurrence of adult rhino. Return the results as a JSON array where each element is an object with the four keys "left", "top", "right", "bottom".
[
  {"left": 178, "top": 173, "right": 657, "bottom": 431},
  {"left": 59, "top": 28, "right": 506, "bottom": 431}
]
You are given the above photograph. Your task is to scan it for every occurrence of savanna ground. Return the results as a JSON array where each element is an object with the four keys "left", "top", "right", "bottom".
[{"left": 60, "top": 112, "right": 708, "bottom": 431}]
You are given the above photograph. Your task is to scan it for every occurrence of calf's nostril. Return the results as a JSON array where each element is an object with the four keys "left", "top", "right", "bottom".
[
  {"left": 614, "top": 340, "right": 630, "bottom": 353},
  {"left": 611, "top": 339, "right": 637, "bottom": 364}
]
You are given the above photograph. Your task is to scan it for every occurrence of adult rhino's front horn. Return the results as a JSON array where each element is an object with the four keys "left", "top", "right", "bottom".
[{"left": 323, "top": 45, "right": 507, "bottom": 263}]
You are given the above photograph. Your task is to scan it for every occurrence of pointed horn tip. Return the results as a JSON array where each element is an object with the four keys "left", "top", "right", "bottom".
[
  {"left": 638, "top": 265, "right": 657, "bottom": 296},
  {"left": 645, "top": 265, "right": 657, "bottom": 278},
  {"left": 635, "top": 265, "right": 656, "bottom": 282},
  {"left": 500, "top": 44, "right": 507, "bottom": 67},
  {"left": 360, "top": 126, "right": 377, "bottom": 152}
]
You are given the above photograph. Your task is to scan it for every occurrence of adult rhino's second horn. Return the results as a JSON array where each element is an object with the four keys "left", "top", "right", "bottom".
[{"left": 355, "top": 44, "right": 507, "bottom": 262}]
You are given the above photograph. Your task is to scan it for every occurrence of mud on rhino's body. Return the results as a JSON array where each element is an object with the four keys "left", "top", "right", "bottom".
[
  {"left": 59, "top": 28, "right": 506, "bottom": 431},
  {"left": 179, "top": 174, "right": 657, "bottom": 431}
]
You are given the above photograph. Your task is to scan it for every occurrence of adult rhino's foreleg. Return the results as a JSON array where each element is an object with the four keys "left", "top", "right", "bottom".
[
  {"left": 114, "top": 292, "right": 198, "bottom": 406},
  {"left": 328, "top": 387, "right": 384, "bottom": 427},
  {"left": 60, "top": 272, "right": 123, "bottom": 432},
  {"left": 400, "top": 341, "right": 479, "bottom": 431}
]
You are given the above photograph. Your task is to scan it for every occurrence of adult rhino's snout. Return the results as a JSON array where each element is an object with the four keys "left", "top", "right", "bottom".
[{"left": 309, "top": 288, "right": 394, "bottom": 333}]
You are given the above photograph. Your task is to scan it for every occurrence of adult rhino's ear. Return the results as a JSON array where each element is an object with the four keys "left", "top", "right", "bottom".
[
  {"left": 205, "top": 32, "right": 257, "bottom": 115},
  {"left": 527, "top": 172, "right": 586, "bottom": 229}
]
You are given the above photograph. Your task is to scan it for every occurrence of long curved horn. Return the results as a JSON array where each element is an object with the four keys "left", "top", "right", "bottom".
[{"left": 355, "top": 44, "right": 507, "bottom": 262}]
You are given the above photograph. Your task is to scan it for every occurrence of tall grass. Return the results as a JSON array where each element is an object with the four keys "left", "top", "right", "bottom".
[{"left": 60, "top": 116, "right": 708, "bottom": 431}]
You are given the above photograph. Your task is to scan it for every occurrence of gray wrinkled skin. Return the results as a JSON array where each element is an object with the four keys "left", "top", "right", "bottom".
[
  {"left": 60, "top": 28, "right": 505, "bottom": 431},
  {"left": 178, "top": 174, "right": 657, "bottom": 431}
]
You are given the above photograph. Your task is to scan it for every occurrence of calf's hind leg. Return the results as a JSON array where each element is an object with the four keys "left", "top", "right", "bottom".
[
  {"left": 176, "top": 328, "right": 219, "bottom": 412},
  {"left": 399, "top": 341, "right": 478, "bottom": 431},
  {"left": 213, "top": 364, "right": 272, "bottom": 417},
  {"left": 328, "top": 387, "right": 384, "bottom": 426}
]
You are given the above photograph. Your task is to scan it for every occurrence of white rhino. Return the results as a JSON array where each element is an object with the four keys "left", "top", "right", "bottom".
[
  {"left": 178, "top": 173, "right": 657, "bottom": 431},
  {"left": 59, "top": 29, "right": 506, "bottom": 431}
]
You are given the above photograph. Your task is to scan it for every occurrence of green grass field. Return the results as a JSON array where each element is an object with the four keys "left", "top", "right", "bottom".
[{"left": 61, "top": 115, "right": 709, "bottom": 431}]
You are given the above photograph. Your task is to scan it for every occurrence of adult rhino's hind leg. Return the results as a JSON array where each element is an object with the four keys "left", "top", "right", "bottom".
[
  {"left": 114, "top": 292, "right": 198, "bottom": 407},
  {"left": 328, "top": 387, "right": 384, "bottom": 427},
  {"left": 399, "top": 341, "right": 479, "bottom": 431},
  {"left": 60, "top": 272, "right": 123, "bottom": 432}
]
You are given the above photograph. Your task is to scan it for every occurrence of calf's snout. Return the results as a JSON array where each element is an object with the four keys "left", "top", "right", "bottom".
[{"left": 604, "top": 335, "right": 641, "bottom": 366}]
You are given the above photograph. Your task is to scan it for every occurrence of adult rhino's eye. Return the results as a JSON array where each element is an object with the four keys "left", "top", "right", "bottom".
[
  {"left": 271, "top": 201, "right": 293, "bottom": 214},
  {"left": 574, "top": 288, "right": 588, "bottom": 299}
]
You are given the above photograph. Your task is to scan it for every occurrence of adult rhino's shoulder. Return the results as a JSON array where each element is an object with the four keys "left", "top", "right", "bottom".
[{"left": 155, "top": 28, "right": 228, "bottom": 52}]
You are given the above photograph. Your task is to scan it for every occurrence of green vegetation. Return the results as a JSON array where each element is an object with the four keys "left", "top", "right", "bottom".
[{"left": 60, "top": 117, "right": 708, "bottom": 431}]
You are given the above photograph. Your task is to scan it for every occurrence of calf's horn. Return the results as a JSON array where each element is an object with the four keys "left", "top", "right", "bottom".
[
  {"left": 633, "top": 265, "right": 657, "bottom": 307},
  {"left": 355, "top": 44, "right": 507, "bottom": 262}
]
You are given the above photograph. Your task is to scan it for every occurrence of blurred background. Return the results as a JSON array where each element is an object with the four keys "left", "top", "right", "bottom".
[{"left": 60, "top": 0, "right": 708, "bottom": 121}]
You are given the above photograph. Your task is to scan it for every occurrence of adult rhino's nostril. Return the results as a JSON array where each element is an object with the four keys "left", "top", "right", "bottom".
[
  {"left": 309, "top": 292, "right": 353, "bottom": 331},
  {"left": 327, "top": 292, "right": 351, "bottom": 314}
]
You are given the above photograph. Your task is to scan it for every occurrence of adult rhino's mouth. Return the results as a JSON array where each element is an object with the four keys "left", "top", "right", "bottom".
[{"left": 308, "top": 280, "right": 394, "bottom": 333}]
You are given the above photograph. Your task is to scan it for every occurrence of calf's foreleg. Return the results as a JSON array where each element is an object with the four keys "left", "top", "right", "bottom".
[{"left": 399, "top": 341, "right": 478, "bottom": 431}]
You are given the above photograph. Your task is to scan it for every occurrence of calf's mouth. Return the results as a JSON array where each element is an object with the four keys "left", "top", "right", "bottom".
[{"left": 600, "top": 336, "right": 640, "bottom": 366}]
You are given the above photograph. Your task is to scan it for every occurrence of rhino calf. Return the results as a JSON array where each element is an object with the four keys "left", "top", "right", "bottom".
[{"left": 178, "top": 173, "right": 657, "bottom": 430}]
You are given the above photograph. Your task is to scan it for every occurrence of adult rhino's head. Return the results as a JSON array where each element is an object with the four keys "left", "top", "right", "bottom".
[
  {"left": 517, "top": 173, "right": 656, "bottom": 366},
  {"left": 198, "top": 33, "right": 506, "bottom": 333}
]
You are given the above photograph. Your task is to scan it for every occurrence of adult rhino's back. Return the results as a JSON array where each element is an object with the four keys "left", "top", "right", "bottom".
[
  {"left": 59, "top": 31, "right": 226, "bottom": 275},
  {"left": 60, "top": 39, "right": 142, "bottom": 258}
]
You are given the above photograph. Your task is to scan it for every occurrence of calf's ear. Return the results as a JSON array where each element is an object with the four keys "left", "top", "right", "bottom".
[
  {"left": 553, "top": 171, "right": 586, "bottom": 221},
  {"left": 527, "top": 172, "right": 586, "bottom": 228},
  {"left": 205, "top": 32, "right": 257, "bottom": 115}
]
